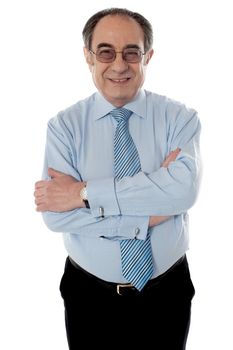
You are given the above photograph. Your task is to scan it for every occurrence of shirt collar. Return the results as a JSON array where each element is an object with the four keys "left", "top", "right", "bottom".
[{"left": 93, "top": 89, "right": 147, "bottom": 120}]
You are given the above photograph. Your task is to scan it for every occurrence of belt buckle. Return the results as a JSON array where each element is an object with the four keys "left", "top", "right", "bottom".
[{"left": 117, "top": 283, "right": 134, "bottom": 296}]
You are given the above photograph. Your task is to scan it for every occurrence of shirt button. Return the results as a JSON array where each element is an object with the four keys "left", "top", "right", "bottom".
[{"left": 135, "top": 228, "right": 140, "bottom": 237}]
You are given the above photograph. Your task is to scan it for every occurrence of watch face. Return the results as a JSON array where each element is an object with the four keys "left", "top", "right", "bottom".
[{"left": 80, "top": 187, "right": 87, "bottom": 200}]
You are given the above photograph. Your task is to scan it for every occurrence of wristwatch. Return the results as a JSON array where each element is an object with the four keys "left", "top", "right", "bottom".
[{"left": 80, "top": 185, "right": 90, "bottom": 208}]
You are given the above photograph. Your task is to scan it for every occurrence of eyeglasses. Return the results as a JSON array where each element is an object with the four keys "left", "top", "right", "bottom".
[{"left": 89, "top": 47, "right": 146, "bottom": 63}]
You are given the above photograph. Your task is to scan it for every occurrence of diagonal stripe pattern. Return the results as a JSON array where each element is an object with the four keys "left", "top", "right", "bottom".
[{"left": 111, "top": 108, "right": 154, "bottom": 291}]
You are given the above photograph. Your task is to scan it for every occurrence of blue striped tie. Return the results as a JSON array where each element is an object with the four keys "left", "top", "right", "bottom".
[{"left": 111, "top": 108, "right": 154, "bottom": 291}]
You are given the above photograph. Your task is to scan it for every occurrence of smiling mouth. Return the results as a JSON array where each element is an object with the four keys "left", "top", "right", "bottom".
[{"left": 109, "top": 78, "right": 131, "bottom": 83}]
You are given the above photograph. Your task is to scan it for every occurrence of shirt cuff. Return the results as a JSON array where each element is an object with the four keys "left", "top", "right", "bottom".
[
  {"left": 117, "top": 215, "right": 149, "bottom": 240},
  {"left": 87, "top": 177, "right": 120, "bottom": 218},
  {"left": 97, "top": 215, "right": 149, "bottom": 240}
]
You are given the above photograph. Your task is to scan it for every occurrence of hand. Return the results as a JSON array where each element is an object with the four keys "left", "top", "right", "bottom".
[
  {"left": 148, "top": 216, "right": 170, "bottom": 227},
  {"left": 34, "top": 168, "right": 86, "bottom": 212},
  {"left": 162, "top": 148, "right": 181, "bottom": 168}
]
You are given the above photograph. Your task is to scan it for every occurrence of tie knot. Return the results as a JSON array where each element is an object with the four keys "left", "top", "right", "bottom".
[{"left": 110, "top": 108, "right": 132, "bottom": 123}]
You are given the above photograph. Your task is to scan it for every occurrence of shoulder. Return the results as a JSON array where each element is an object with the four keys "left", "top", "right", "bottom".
[
  {"left": 145, "top": 90, "right": 199, "bottom": 124},
  {"left": 47, "top": 93, "right": 96, "bottom": 130},
  {"left": 146, "top": 90, "right": 197, "bottom": 114}
]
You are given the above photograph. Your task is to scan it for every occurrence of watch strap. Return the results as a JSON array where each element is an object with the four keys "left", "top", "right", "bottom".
[{"left": 83, "top": 199, "right": 90, "bottom": 209}]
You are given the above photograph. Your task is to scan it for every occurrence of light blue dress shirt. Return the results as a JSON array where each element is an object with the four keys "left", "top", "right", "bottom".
[{"left": 42, "top": 89, "right": 201, "bottom": 283}]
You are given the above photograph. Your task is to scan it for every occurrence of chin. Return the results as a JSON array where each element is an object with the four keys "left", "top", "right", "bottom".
[
  {"left": 106, "top": 90, "right": 136, "bottom": 105},
  {"left": 108, "top": 95, "right": 132, "bottom": 107}
]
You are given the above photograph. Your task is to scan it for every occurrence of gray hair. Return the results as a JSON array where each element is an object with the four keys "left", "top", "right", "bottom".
[{"left": 82, "top": 8, "right": 153, "bottom": 52}]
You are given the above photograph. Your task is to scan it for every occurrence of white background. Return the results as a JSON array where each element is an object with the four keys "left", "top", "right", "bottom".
[{"left": 0, "top": 0, "right": 232, "bottom": 349}]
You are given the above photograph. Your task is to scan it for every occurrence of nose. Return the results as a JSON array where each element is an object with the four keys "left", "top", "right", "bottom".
[{"left": 110, "top": 52, "right": 129, "bottom": 72}]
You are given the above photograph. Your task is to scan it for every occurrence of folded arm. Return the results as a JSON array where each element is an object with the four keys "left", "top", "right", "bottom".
[
  {"left": 34, "top": 110, "right": 201, "bottom": 239},
  {"left": 87, "top": 112, "right": 201, "bottom": 217},
  {"left": 35, "top": 149, "right": 179, "bottom": 226}
]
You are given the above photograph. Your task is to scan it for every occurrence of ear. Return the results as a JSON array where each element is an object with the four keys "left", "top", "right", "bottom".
[
  {"left": 144, "top": 48, "right": 154, "bottom": 65},
  {"left": 83, "top": 47, "right": 94, "bottom": 66}
]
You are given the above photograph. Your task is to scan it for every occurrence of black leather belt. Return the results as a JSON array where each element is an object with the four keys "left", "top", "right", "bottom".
[{"left": 68, "top": 255, "right": 186, "bottom": 296}]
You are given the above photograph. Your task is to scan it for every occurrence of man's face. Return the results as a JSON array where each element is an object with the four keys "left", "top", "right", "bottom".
[{"left": 84, "top": 15, "right": 154, "bottom": 107}]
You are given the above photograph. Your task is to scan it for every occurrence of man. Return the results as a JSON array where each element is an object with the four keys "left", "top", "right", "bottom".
[{"left": 34, "top": 8, "right": 201, "bottom": 350}]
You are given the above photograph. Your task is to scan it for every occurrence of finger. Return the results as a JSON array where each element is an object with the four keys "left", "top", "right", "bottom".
[
  {"left": 35, "top": 199, "right": 48, "bottom": 212},
  {"left": 167, "top": 148, "right": 181, "bottom": 162},
  {"left": 34, "top": 190, "right": 44, "bottom": 199},
  {"left": 162, "top": 148, "right": 181, "bottom": 168},
  {"left": 35, "top": 182, "right": 49, "bottom": 193},
  {"left": 48, "top": 168, "right": 65, "bottom": 178},
  {"left": 36, "top": 204, "right": 46, "bottom": 212},
  {"left": 35, "top": 180, "right": 46, "bottom": 189},
  {"left": 172, "top": 147, "right": 181, "bottom": 156},
  {"left": 35, "top": 197, "right": 43, "bottom": 205}
]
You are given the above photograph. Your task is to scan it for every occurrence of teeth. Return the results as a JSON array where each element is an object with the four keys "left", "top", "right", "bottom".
[{"left": 112, "top": 79, "right": 128, "bottom": 82}]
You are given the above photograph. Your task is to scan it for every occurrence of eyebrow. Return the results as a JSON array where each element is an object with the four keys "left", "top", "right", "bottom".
[{"left": 96, "top": 43, "right": 141, "bottom": 50}]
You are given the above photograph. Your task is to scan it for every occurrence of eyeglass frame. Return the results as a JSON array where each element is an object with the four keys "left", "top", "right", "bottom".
[{"left": 89, "top": 46, "right": 146, "bottom": 63}]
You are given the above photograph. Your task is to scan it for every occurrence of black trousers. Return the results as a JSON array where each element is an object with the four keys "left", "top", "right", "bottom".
[{"left": 60, "top": 255, "right": 195, "bottom": 350}]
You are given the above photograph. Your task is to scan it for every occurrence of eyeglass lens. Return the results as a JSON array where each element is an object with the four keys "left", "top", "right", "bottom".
[{"left": 95, "top": 48, "right": 143, "bottom": 63}]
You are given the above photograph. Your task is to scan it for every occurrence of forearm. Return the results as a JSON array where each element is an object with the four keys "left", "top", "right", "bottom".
[
  {"left": 36, "top": 110, "right": 200, "bottom": 235},
  {"left": 88, "top": 149, "right": 201, "bottom": 217},
  {"left": 42, "top": 209, "right": 150, "bottom": 240},
  {"left": 87, "top": 110, "right": 201, "bottom": 218}
]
